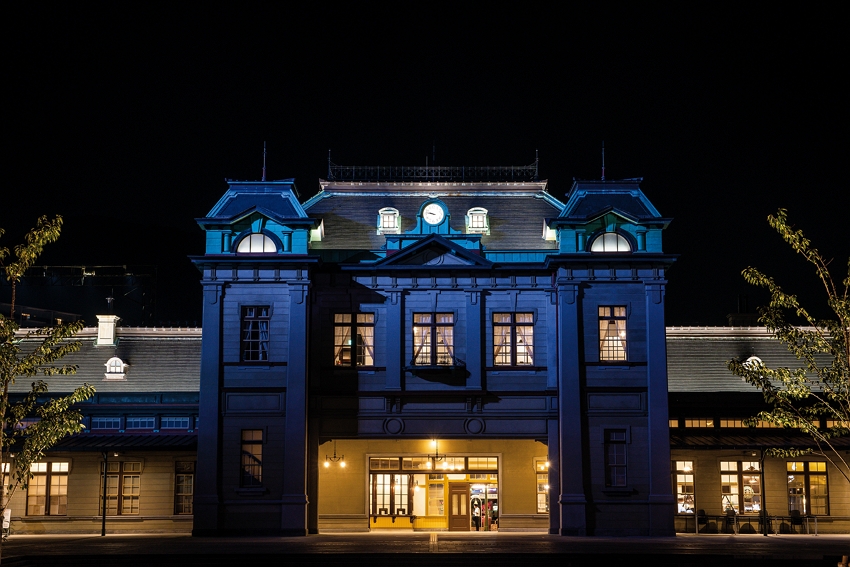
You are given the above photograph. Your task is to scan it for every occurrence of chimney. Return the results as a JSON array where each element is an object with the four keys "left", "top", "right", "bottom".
[{"left": 96, "top": 315, "right": 121, "bottom": 346}]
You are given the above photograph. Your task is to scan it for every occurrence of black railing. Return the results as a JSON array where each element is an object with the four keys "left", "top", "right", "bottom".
[{"left": 327, "top": 161, "right": 539, "bottom": 182}]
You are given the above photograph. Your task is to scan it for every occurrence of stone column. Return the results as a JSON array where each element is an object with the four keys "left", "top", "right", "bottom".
[
  {"left": 557, "top": 277, "right": 587, "bottom": 535},
  {"left": 193, "top": 280, "right": 224, "bottom": 535}
]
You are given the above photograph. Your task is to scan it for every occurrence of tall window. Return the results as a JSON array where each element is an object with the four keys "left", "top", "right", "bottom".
[
  {"left": 27, "top": 462, "right": 69, "bottom": 516},
  {"left": 236, "top": 233, "right": 276, "bottom": 253},
  {"left": 413, "top": 313, "right": 454, "bottom": 365},
  {"left": 493, "top": 313, "right": 534, "bottom": 366},
  {"left": 787, "top": 461, "right": 828, "bottom": 515},
  {"left": 174, "top": 462, "right": 194, "bottom": 515},
  {"left": 599, "top": 306, "right": 627, "bottom": 361},
  {"left": 241, "top": 306, "right": 270, "bottom": 362},
  {"left": 604, "top": 430, "right": 627, "bottom": 487},
  {"left": 535, "top": 458, "right": 549, "bottom": 513},
  {"left": 720, "top": 461, "right": 761, "bottom": 514},
  {"left": 241, "top": 430, "right": 263, "bottom": 487},
  {"left": 334, "top": 314, "right": 375, "bottom": 366},
  {"left": 101, "top": 462, "right": 141, "bottom": 515},
  {"left": 674, "top": 461, "right": 695, "bottom": 513}
]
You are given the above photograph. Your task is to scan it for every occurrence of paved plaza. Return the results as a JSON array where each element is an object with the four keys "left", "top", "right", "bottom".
[{"left": 1, "top": 532, "right": 847, "bottom": 567}]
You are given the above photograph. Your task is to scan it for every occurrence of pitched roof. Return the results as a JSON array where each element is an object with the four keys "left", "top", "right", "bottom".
[
  {"left": 10, "top": 328, "right": 201, "bottom": 395},
  {"left": 666, "top": 327, "right": 818, "bottom": 393},
  {"left": 304, "top": 182, "right": 562, "bottom": 251},
  {"left": 559, "top": 179, "right": 665, "bottom": 222}
]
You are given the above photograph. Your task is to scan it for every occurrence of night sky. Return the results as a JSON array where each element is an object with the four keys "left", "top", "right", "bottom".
[{"left": 4, "top": 6, "right": 844, "bottom": 326}]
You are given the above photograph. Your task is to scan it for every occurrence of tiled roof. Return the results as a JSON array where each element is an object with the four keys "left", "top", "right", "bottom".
[
  {"left": 10, "top": 330, "right": 201, "bottom": 395},
  {"left": 306, "top": 193, "right": 562, "bottom": 251},
  {"left": 666, "top": 327, "right": 822, "bottom": 393}
]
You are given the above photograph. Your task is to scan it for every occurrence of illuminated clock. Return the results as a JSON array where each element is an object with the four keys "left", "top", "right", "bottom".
[{"left": 423, "top": 203, "right": 445, "bottom": 225}]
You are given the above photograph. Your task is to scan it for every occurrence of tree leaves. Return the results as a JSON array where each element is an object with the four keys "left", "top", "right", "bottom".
[{"left": 728, "top": 209, "right": 850, "bottom": 483}]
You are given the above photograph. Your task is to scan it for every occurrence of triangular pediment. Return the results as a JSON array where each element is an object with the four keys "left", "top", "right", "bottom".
[{"left": 372, "top": 234, "right": 493, "bottom": 268}]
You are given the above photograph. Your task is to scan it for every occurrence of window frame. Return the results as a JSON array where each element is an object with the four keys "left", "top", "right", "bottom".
[
  {"left": 241, "top": 306, "right": 271, "bottom": 362},
  {"left": 604, "top": 429, "right": 628, "bottom": 488},
  {"left": 240, "top": 429, "right": 264, "bottom": 488},
  {"left": 333, "top": 313, "right": 376, "bottom": 367},
  {"left": 174, "top": 461, "right": 195, "bottom": 515},
  {"left": 235, "top": 232, "right": 277, "bottom": 253},
  {"left": 100, "top": 461, "right": 141, "bottom": 516},
  {"left": 720, "top": 460, "right": 762, "bottom": 515},
  {"left": 466, "top": 207, "right": 489, "bottom": 234},
  {"left": 377, "top": 207, "right": 401, "bottom": 234},
  {"left": 673, "top": 460, "right": 695, "bottom": 514},
  {"left": 598, "top": 306, "right": 627, "bottom": 362},
  {"left": 27, "top": 461, "right": 69, "bottom": 516},
  {"left": 492, "top": 312, "right": 534, "bottom": 367},
  {"left": 412, "top": 312, "right": 455, "bottom": 366},
  {"left": 589, "top": 231, "right": 631, "bottom": 253},
  {"left": 787, "top": 461, "right": 828, "bottom": 516}
]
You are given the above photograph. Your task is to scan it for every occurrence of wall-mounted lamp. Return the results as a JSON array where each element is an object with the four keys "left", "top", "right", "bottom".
[{"left": 324, "top": 440, "right": 345, "bottom": 468}]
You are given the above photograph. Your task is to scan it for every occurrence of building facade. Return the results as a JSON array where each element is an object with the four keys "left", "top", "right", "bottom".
[
  {"left": 5, "top": 320, "right": 200, "bottom": 534},
  {"left": 7, "top": 165, "right": 846, "bottom": 536},
  {"left": 191, "top": 163, "right": 676, "bottom": 536}
]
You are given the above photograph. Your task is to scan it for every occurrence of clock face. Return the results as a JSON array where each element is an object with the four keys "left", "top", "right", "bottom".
[{"left": 423, "top": 203, "right": 445, "bottom": 225}]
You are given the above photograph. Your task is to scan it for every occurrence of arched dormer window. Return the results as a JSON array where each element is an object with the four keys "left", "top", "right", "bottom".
[
  {"left": 236, "top": 233, "right": 277, "bottom": 253},
  {"left": 590, "top": 232, "right": 631, "bottom": 253},
  {"left": 377, "top": 208, "right": 400, "bottom": 235},
  {"left": 466, "top": 207, "right": 489, "bottom": 234},
  {"left": 104, "top": 356, "right": 128, "bottom": 380}
]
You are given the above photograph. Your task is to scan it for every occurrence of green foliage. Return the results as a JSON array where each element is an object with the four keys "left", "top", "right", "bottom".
[
  {"left": 728, "top": 209, "right": 849, "bottom": 483},
  {"left": 0, "top": 217, "right": 95, "bottom": 524}
]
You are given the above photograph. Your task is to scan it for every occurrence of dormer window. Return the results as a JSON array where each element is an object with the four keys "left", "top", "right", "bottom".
[
  {"left": 466, "top": 208, "right": 489, "bottom": 234},
  {"left": 590, "top": 232, "right": 631, "bottom": 253},
  {"left": 104, "top": 356, "right": 128, "bottom": 380},
  {"left": 236, "top": 233, "right": 277, "bottom": 253},
  {"left": 377, "top": 208, "right": 400, "bottom": 234}
]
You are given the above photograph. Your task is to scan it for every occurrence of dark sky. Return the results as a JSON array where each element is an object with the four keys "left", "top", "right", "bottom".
[{"left": 4, "top": 6, "right": 844, "bottom": 326}]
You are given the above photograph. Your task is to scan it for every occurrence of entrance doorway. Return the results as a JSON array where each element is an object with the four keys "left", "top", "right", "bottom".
[{"left": 449, "top": 482, "right": 470, "bottom": 531}]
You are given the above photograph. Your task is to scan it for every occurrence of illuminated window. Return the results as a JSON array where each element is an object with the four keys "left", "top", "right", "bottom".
[
  {"left": 104, "top": 357, "right": 128, "bottom": 380},
  {"left": 241, "top": 306, "right": 270, "bottom": 362},
  {"left": 241, "top": 430, "right": 263, "bottom": 487},
  {"left": 466, "top": 207, "right": 489, "bottom": 234},
  {"left": 604, "top": 430, "right": 627, "bottom": 487},
  {"left": 377, "top": 207, "right": 400, "bottom": 234},
  {"left": 493, "top": 313, "right": 534, "bottom": 366},
  {"left": 684, "top": 419, "right": 714, "bottom": 428},
  {"left": 413, "top": 313, "right": 454, "bottom": 366},
  {"left": 334, "top": 314, "right": 375, "bottom": 367},
  {"left": 598, "top": 306, "right": 627, "bottom": 361},
  {"left": 101, "top": 461, "right": 141, "bottom": 515},
  {"left": 27, "top": 462, "right": 69, "bottom": 516},
  {"left": 236, "top": 233, "right": 276, "bottom": 253},
  {"left": 590, "top": 232, "right": 631, "bottom": 253},
  {"left": 174, "top": 462, "right": 194, "bottom": 515},
  {"left": 535, "top": 458, "right": 549, "bottom": 513},
  {"left": 720, "top": 461, "right": 761, "bottom": 514},
  {"left": 787, "top": 461, "right": 828, "bottom": 515},
  {"left": 674, "top": 461, "right": 695, "bottom": 514},
  {"left": 669, "top": 419, "right": 679, "bottom": 428}
]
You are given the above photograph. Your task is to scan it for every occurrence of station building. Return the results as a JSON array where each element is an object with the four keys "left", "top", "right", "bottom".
[{"left": 4, "top": 162, "right": 847, "bottom": 536}]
